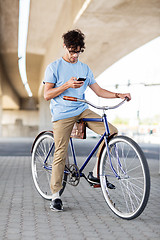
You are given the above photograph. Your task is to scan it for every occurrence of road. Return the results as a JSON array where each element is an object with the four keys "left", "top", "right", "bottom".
[{"left": 0, "top": 137, "right": 159, "bottom": 160}]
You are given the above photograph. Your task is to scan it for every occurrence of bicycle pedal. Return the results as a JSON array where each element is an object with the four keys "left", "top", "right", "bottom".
[{"left": 93, "top": 184, "right": 101, "bottom": 188}]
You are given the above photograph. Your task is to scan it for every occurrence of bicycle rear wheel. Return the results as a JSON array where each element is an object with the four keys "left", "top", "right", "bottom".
[
  {"left": 31, "top": 132, "right": 68, "bottom": 200},
  {"left": 99, "top": 136, "right": 150, "bottom": 220}
]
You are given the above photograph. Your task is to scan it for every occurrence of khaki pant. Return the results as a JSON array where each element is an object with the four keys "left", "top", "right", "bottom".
[{"left": 51, "top": 109, "right": 118, "bottom": 194}]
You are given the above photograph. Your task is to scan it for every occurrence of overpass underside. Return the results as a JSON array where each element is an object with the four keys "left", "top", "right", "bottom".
[{"left": 0, "top": 0, "right": 160, "bottom": 137}]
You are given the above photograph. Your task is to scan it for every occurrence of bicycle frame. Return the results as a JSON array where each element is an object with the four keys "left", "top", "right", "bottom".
[{"left": 68, "top": 113, "right": 120, "bottom": 179}]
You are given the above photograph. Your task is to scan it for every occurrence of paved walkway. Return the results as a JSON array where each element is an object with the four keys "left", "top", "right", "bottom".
[{"left": 0, "top": 156, "right": 159, "bottom": 240}]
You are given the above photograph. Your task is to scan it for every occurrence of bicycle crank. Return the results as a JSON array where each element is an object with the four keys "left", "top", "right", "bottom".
[{"left": 67, "top": 164, "right": 80, "bottom": 186}]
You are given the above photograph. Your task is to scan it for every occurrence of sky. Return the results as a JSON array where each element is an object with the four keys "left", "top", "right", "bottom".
[{"left": 86, "top": 37, "right": 160, "bottom": 123}]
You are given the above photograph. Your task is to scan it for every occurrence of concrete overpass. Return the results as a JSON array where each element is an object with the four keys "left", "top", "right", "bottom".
[{"left": 0, "top": 0, "right": 160, "bottom": 137}]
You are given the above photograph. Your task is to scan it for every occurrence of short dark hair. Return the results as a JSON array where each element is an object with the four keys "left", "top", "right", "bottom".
[{"left": 62, "top": 29, "right": 85, "bottom": 51}]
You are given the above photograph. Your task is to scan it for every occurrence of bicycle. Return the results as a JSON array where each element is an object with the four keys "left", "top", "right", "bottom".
[{"left": 31, "top": 96, "right": 150, "bottom": 220}]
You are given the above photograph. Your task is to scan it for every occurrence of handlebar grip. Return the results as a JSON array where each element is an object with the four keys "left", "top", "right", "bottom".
[
  {"left": 125, "top": 97, "right": 130, "bottom": 101},
  {"left": 63, "top": 96, "right": 77, "bottom": 101}
]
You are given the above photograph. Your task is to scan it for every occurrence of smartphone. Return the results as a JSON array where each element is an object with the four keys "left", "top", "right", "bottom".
[{"left": 77, "top": 77, "right": 86, "bottom": 82}]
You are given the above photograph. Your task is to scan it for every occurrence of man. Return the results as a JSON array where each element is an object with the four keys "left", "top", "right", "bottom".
[{"left": 44, "top": 29, "right": 131, "bottom": 211}]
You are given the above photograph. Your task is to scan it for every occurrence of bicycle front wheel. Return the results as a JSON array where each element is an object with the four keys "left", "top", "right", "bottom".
[
  {"left": 31, "top": 132, "right": 68, "bottom": 200},
  {"left": 99, "top": 136, "right": 150, "bottom": 220}
]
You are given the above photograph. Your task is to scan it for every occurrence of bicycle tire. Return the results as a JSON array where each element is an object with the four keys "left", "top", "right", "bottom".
[
  {"left": 31, "top": 132, "right": 68, "bottom": 200},
  {"left": 99, "top": 135, "right": 150, "bottom": 220}
]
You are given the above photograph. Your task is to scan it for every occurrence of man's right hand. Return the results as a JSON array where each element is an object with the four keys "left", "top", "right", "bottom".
[{"left": 67, "top": 77, "right": 84, "bottom": 89}]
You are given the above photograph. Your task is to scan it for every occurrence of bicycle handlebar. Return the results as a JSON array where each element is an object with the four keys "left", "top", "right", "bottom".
[{"left": 63, "top": 96, "right": 129, "bottom": 110}]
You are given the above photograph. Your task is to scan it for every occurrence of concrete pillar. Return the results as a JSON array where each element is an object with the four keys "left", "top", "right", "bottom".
[{"left": 38, "top": 97, "right": 52, "bottom": 132}]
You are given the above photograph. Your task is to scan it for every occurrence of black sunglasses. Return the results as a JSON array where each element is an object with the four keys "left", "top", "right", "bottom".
[{"left": 67, "top": 48, "right": 84, "bottom": 55}]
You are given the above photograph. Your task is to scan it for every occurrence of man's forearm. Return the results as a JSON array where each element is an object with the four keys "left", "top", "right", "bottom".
[
  {"left": 98, "top": 88, "right": 117, "bottom": 98},
  {"left": 44, "top": 82, "right": 69, "bottom": 101}
]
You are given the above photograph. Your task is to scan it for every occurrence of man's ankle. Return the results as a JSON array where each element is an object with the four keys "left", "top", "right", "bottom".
[{"left": 52, "top": 191, "right": 60, "bottom": 201}]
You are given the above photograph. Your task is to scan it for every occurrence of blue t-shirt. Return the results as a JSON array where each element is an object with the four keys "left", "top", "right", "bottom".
[{"left": 44, "top": 58, "right": 96, "bottom": 121}]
